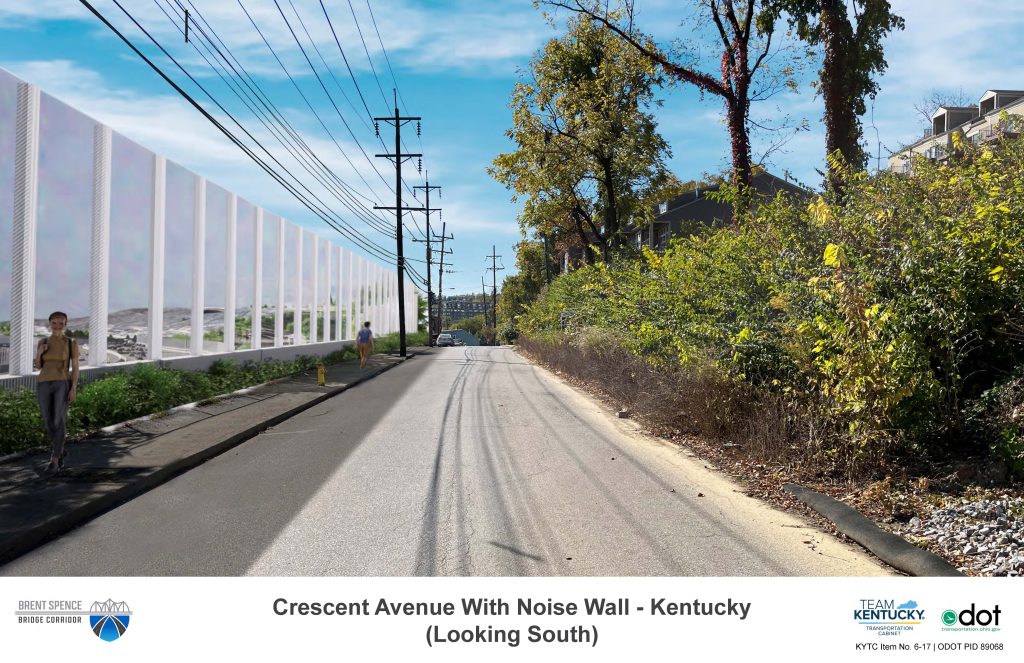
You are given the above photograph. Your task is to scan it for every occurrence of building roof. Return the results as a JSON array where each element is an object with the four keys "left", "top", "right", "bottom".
[
  {"left": 631, "top": 171, "right": 810, "bottom": 240},
  {"left": 932, "top": 106, "right": 978, "bottom": 118}
]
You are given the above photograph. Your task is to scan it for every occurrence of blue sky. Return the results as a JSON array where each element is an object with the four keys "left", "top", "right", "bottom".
[{"left": 2, "top": 0, "right": 1024, "bottom": 300}]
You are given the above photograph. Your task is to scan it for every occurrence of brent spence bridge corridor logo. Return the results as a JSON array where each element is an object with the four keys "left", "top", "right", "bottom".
[
  {"left": 89, "top": 599, "right": 132, "bottom": 642},
  {"left": 854, "top": 599, "right": 924, "bottom": 636},
  {"left": 14, "top": 597, "right": 132, "bottom": 642}
]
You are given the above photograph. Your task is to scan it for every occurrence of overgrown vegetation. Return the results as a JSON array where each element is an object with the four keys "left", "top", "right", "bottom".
[
  {"left": 519, "top": 134, "right": 1024, "bottom": 480},
  {"left": 0, "top": 331, "right": 425, "bottom": 456}
]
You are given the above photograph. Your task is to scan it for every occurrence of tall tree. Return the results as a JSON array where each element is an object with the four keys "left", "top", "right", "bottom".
[
  {"left": 490, "top": 15, "right": 675, "bottom": 260},
  {"left": 764, "top": 0, "right": 903, "bottom": 188},
  {"left": 544, "top": 0, "right": 788, "bottom": 194}
]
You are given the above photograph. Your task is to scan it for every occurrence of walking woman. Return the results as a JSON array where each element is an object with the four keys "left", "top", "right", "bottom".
[
  {"left": 33, "top": 311, "right": 79, "bottom": 473},
  {"left": 356, "top": 321, "right": 374, "bottom": 369}
]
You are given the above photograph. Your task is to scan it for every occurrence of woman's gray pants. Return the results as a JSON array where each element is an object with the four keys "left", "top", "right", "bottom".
[{"left": 36, "top": 380, "right": 69, "bottom": 460}]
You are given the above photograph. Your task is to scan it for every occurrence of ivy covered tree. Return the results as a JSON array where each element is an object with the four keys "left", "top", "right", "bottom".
[
  {"left": 544, "top": 0, "right": 797, "bottom": 198},
  {"left": 763, "top": 0, "right": 904, "bottom": 188},
  {"left": 490, "top": 15, "right": 676, "bottom": 261}
]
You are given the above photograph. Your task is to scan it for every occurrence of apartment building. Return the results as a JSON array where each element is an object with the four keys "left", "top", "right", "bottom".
[
  {"left": 889, "top": 89, "right": 1024, "bottom": 172},
  {"left": 629, "top": 172, "right": 809, "bottom": 252}
]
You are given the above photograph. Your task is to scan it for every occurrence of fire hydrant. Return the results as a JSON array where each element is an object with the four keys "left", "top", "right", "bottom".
[{"left": 316, "top": 362, "right": 326, "bottom": 387}]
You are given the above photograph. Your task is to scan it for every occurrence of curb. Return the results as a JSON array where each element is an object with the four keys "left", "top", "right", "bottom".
[
  {"left": 0, "top": 356, "right": 411, "bottom": 567},
  {"left": 783, "top": 483, "right": 963, "bottom": 577}
]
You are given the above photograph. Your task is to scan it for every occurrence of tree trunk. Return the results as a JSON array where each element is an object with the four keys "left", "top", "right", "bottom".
[
  {"left": 819, "top": 0, "right": 863, "bottom": 191},
  {"left": 599, "top": 154, "right": 619, "bottom": 257},
  {"left": 725, "top": 32, "right": 753, "bottom": 219}
]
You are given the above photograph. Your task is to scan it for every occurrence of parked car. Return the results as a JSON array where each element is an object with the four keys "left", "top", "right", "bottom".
[{"left": 436, "top": 333, "right": 455, "bottom": 347}]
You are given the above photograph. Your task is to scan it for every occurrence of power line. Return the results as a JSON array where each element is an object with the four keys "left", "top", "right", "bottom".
[
  {"left": 319, "top": 0, "right": 376, "bottom": 126},
  {"left": 269, "top": 0, "right": 396, "bottom": 195},
  {"left": 365, "top": 0, "right": 409, "bottom": 114},
  {"left": 346, "top": 0, "right": 389, "bottom": 109},
  {"left": 287, "top": 0, "right": 375, "bottom": 135},
  {"left": 236, "top": 0, "right": 394, "bottom": 198},
  {"left": 343, "top": 0, "right": 423, "bottom": 190},
  {"left": 84, "top": 0, "right": 398, "bottom": 262},
  {"left": 167, "top": 0, "right": 395, "bottom": 242},
  {"left": 159, "top": 0, "right": 395, "bottom": 238},
  {"left": 364, "top": 0, "right": 422, "bottom": 158}
]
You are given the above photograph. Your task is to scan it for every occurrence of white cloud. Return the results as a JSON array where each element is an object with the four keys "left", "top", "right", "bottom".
[
  {"left": 0, "top": 0, "right": 549, "bottom": 78},
  {"left": 0, "top": 1, "right": 86, "bottom": 25}
]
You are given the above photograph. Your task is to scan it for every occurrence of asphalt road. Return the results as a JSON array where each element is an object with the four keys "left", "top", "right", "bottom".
[{"left": 1, "top": 347, "right": 890, "bottom": 576}]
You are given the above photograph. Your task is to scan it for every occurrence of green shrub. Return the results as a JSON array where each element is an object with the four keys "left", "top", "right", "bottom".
[
  {"left": 0, "top": 330, "right": 426, "bottom": 456},
  {"left": 519, "top": 135, "right": 1024, "bottom": 476},
  {"left": 0, "top": 388, "right": 47, "bottom": 454},
  {"left": 497, "top": 321, "right": 520, "bottom": 345}
]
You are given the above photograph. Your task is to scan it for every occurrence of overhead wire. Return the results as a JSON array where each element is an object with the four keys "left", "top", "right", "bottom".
[
  {"left": 345, "top": 0, "right": 390, "bottom": 111},
  {"left": 364, "top": 0, "right": 425, "bottom": 157},
  {"left": 341, "top": 0, "right": 424, "bottom": 194},
  {"left": 235, "top": 0, "right": 396, "bottom": 199},
  {"left": 160, "top": 0, "right": 396, "bottom": 238},
  {"left": 315, "top": 0, "right": 425, "bottom": 240},
  {"left": 173, "top": 1, "right": 395, "bottom": 241},
  {"left": 268, "top": 0, "right": 397, "bottom": 197},
  {"left": 81, "top": 0, "right": 398, "bottom": 262},
  {"left": 179, "top": 0, "right": 382, "bottom": 211},
  {"left": 285, "top": 0, "right": 374, "bottom": 136}
]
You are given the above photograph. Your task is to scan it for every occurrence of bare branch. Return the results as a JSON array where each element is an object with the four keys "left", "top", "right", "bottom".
[{"left": 545, "top": 0, "right": 730, "bottom": 98}]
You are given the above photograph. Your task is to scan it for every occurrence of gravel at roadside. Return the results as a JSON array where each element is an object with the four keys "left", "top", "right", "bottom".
[{"left": 890, "top": 496, "right": 1024, "bottom": 577}]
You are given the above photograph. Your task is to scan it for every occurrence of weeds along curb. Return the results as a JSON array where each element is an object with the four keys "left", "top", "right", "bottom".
[
  {"left": 0, "top": 348, "right": 408, "bottom": 464},
  {"left": 0, "top": 376, "right": 299, "bottom": 465},
  {"left": 784, "top": 483, "right": 963, "bottom": 577}
]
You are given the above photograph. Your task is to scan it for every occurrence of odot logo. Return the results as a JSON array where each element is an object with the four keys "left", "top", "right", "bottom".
[
  {"left": 939, "top": 604, "right": 1001, "bottom": 632},
  {"left": 88, "top": 599, "right": 132, "bottom": 642}
]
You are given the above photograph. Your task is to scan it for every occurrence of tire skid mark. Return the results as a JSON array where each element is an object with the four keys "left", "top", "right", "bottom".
[
  {"left": 521, "top": 357, "right": 792, "bottom": 575},
  {"left": 505, "top": 363, "right": 686, "bottom": 574},
  {"left": 448, "top": 348, "right": 475, "bottom": 576},
  {"left": 477, "top": 357, "right": 570, "bottom": 574},
  {"left": 469, "top": 354, "right": 529, "bottom": 575},
  {"left": 413, "top": 348, "right": 475, "bottom": 575}
]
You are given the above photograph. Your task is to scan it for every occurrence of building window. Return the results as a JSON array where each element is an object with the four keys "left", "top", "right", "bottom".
[{"left": 655, "top": 224, "right": 670, "bottom": 248}]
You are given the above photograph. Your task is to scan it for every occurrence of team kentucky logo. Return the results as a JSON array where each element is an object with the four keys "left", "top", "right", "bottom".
[{"left": 88, "top": 599, "right": 132, "bottom": 642}]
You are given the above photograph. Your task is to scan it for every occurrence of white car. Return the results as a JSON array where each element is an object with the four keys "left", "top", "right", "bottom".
[{"left": 436, "top": 333, "right": 455, "bottom": 347}]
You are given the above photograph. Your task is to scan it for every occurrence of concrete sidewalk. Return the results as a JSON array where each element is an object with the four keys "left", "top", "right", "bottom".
[{"left": 0, "top": 350, "right": 419, "bottom": 567}]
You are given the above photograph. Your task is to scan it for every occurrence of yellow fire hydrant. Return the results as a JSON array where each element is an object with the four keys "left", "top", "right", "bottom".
[{"left": 316, "top": 362, "right": 326, "bottom": 387}]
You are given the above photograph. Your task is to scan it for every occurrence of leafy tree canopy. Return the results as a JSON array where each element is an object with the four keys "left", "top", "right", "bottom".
[{"left": 490, "top": 14, "right": 678, "bottom": 260}]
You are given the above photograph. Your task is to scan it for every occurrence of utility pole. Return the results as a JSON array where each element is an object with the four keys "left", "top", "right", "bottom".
[
  {"left": 434, "top": 220, "right": 453, "bottom": 330},
  {"left": 412, "top": 180, "right": 442, "bottom": 343},
  {"left": 486, "top": 245, "right": 504, "bottom": 333},
  {"left": 373, "top": 91, "right": 422, "bottom": 358},
  {"left": 481, "top": 275, "right": 489, "bottom": 343}
]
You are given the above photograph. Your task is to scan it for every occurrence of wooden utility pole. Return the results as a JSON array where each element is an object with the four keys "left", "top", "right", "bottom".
[
  {"left": 486, "top": 245, "right": 504, "bottom": 332},
  {"left": 434, "top": 221, "right": 452, "bottom": 330},
  {"left": 481, "top": 276, "right": 489, "bottom": 343},
  {"left": 412, "top": 180, "right": 442, "bottom": 343},
  {"left": 373, "top": 92, "right": 422, "bottom": 357}
]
